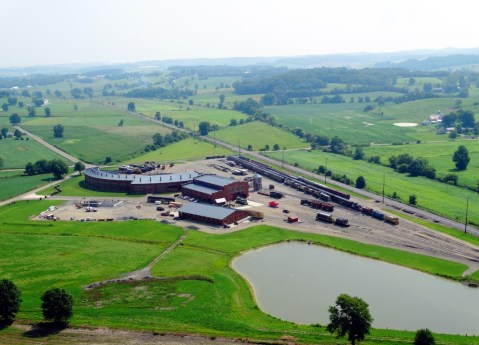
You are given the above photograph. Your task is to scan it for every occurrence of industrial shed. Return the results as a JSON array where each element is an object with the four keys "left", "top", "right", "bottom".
[
  {"left": 84, "top": 167, "right": 199, "bottom": 194},
  {"left": 178, "top": 203, "right": 249, "bottom": 225},
  {"left": 181, "top": 175, "right": 249, "bottom": 203}
]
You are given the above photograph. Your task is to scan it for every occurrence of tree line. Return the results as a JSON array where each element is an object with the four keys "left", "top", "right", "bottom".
[{"left": 24, "top": 159, "right": 69, "bottom": 179}]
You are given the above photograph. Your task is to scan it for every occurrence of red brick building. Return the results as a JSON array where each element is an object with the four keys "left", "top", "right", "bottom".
[
  {"left": 178, "top": 203, "right": 249, "bottom": 225},
  {"left": 181, "top": 175, "right": 249, "bottom": 203}
]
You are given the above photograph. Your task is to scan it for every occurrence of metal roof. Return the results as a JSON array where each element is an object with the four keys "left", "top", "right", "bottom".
[
  {"left": 194, "top": 174, "right": 236, "bottom": 187},
  {"left": 182, "top": 183, "right": 219, "bottom": 195},
  {"left": 84, "top": 167, "right": 200, "bottom": 185},
  {"left": 178, "top": 203, "right": 237, "bottom": 220}
]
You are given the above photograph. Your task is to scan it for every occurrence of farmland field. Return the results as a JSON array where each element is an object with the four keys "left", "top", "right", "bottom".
[
  {"left": 209, "top": 122, "right": 309, "bottom": 150},
  {"left": 265, "top": 97, "right": 479, "bottom": 144},
  {"left": 105, "top": 96, "right": 248, "bottom": 130},
  {"left": 13, "top": 100, "right": 172, "bottom": 164},
  {"left": 264, "top": 149, "right": 479, "bottom": 224},
  {"left": 0, "top": 136, "right": 70, "bottom": 169}
]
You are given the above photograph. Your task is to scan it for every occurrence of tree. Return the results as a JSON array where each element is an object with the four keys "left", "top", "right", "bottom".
[
  {"left": 414, "top": 328, "right": 435, "bottom": 345},
  {"left": 152, "top": 133, "right": 164, "bottom": 146},
  {"left": 9, "top": 113, "right": 20, "bottom": 125},
  {"left": 273, "top": 143, "right": 280, "bottom": 151},
  {"left": 154, "top": 111, "right": 161, "bottom": 120},
  {"left": 53, "top": 124, "right": 64, "bottom": 138},
  {"left": 409, "top": 194, "right": 417, "bottom": 205},
  {"left": 27, "top": 106, "right": 36, "bottom": 117},
  {"left": 1, "top": 128, "right": 7, "bottom": 138},
  {"left": 0, "top": 157, "right": 4, "bottom": 169},
  {"left": 48, "top": 159, "right": 69, "bottom": 179},
  {"left": 41, "top": 288, "right": 73, "bottom": 324},
  {"left": 453, "top": 145, "right": 470, "bottom": 170},
  {"left": 0, "top": 279, "right": 21, "bottom": 322},
  {"left": 327, "top": 294, "right": 373, "bottom": 345},
  {"left": 247, "top": 144, "right": 253, "bottom": 151},
  {"left": 1, "top": 103, "right": 9, "bottom": 112},
  {"left": 198, "top": 121, "right": 210, "bottom": 135},
  {"left": 229, "top": 118, "right": 238, "bottom": 126},
  {"left": 127, "top": 102, "right": 136, "bottom": 112},
  {"left": 44, "top": 107, "right": 51, "bottom": 117},
  {"left": 73, "top": 104, "right": 78, "bottom": 111},
  {"left": 219, "top": 94, "right": 225, "bottom": 104},
  {"left": 353, "top": 146, "right": 364, "bottom": 160},
  {"left": 7, "top": 97, "right": 17, "bottom": 106},
  {"left": 356, "top": 176, "right": 366, "bottom": 189},
  {"left": 74, "top": 162, "right": 85, "bottom": 175},
  {"left": 14, "top": 129, "right": 22, "bottom": 139},
  {"left": 70, "top": 88, "right": 82, "bottom": 99}
]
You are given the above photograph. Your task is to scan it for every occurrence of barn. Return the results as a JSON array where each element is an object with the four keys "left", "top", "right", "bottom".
[
  {"left": 178, "top": 203, "right": 249, "bottom": 225},
  {"left": 181, "top": 175, "right": 249, "bottom": 203},
  {"left": 84, "top": 167, "right": 199, "bottom": 194}
]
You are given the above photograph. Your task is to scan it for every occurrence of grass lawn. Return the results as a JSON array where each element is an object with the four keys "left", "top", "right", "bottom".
[
  {"left": 209, "top": 122, "right": 309, "bottom": 150},
  {"left": 0, "top": 136, "right": 71, "bottom": 169},
  {"left": 264, "top": 149, "right": 479, "bottom": 225},
  {"left": 0, "top": 201, "right": 477, "bottom": 344}
]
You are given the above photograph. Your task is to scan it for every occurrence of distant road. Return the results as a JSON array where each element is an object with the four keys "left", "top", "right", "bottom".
[{"left": 102, "top": 102, "right": 479, "bottom": 236}]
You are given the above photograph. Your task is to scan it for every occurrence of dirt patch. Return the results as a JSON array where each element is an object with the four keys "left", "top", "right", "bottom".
[{"left": 10, "top": 323, "right": 244, "bottom": 345}]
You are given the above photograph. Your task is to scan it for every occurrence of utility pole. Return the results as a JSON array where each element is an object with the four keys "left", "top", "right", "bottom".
[
  {"left": 465, "top": 198, "right": 469, "bottom": 233},
  {"left": 382, "top": 174, "right": 385, "bottom": 203},
  {"left": 237, "top": 137, "right": 241, "bottom": 157}
]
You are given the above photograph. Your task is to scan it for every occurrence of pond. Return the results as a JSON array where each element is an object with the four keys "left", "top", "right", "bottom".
[{"left": 232, "top": 242, "right": 479, "bottom": 335}]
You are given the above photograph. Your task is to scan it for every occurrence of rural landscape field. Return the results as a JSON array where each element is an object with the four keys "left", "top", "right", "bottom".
[{"left": 3, "top": 1, "right": 479, "bottom": 345}]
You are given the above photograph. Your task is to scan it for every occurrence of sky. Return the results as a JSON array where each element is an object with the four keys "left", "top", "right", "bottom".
[{"left": 1, "top": 0, "right": 478, "bottom": 67}]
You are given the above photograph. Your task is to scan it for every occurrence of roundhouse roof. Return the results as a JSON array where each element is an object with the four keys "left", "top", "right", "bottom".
[{"left": 84, "top": 167, "right": 200, "bottom": 185}]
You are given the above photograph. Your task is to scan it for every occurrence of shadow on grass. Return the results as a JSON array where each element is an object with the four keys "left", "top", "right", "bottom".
[
  {"left": 0, "top": 319, "right": 14, "bottom": 330},
  {"left": 22, "top": 322, "right": 67, "bottom": 338}
]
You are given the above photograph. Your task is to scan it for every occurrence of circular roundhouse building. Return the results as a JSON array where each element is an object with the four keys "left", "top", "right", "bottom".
[{"left": 84, "top": 167, "right": 200, "bottom": 194}]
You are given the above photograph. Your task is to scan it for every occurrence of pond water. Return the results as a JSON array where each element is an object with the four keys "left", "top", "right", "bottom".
[{"left": 232, "top": 242, "right": 479, "bottom": 335}]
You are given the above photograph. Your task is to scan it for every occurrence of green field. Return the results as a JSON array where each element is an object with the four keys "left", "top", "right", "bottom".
[
  {"left": 124, "top": 137, "right": 233, "bottom": 163},
  {"left": 105, "top": 96, "right": 248, "bottom": 130},
  {"left": 0, "top": 171, "right": 56, "bottom": 201},
  {"left": 265, "top": 97, "right": 479, "bottom": 144},
  {"left": 209, "top": 122, "right": 309, "bottom": 150},
  {"left": 1, "top": 201, "right": 478, "bottom": 344},
  {"left": 264, "top": 149, "right": 479, "bottom": 225},
  {"left": 0, "top": 136, "right": 70, "bottom": 169},
  {"left": 10, "top": 99, "right": 172, "bottom": 164},
  {"left": 364, "top": 141, "right": 479, "bottom": 189}
]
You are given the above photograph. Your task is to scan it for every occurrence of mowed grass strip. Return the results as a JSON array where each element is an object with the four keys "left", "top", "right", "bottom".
[
  {"left": 210, "top": 122, "right": 309, "bottom": 150},
  {"left": 264, "top": 149, "right": 479, "bottom": 224}
]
